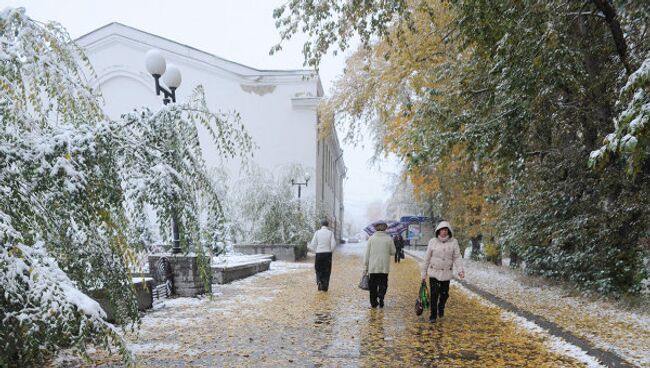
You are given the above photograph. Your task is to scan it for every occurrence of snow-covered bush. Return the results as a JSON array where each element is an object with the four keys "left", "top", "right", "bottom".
[
  {"left": 0, "top": 243, "right": 131, "bottom": 367},
  {"left": 0, "top": 7, "right": 252, "bottom": 366},
  {"left": 0, "top": 7, "right": 136, "bottom": 365},
  {"left": 590, "top": 56, "right": 650, "bottom": 176},
  {"left": 228, "top": 165, "right": 321, "bottom": 254}
]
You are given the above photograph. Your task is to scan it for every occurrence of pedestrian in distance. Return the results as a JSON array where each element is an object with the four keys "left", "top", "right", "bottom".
[
  {"left": 363, "top": 220, "right": 396, "bottom": 308},
  {"left": 393, "top": 234, "right": 405, "bottom": 263},
  {"left": 309, "top": 219, "right": 337, "bottom": 291},
  {"left": 421, "top": 220, "right": 464, "bottom": 323}
]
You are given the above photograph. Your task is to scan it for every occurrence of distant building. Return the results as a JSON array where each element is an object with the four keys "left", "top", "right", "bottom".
[
  {"left": 76, "top": 23, "right": 345, "bottom": 240},
  {"left": 400, "top": 216, "right": 434, "bottom": 246}
]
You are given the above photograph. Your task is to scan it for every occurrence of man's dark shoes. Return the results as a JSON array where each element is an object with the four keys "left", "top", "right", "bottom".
[
  {"left": 379, "top": 299, "right": 384, "bottom": 308},
  {"left": 428, "top": 317, "right": 436, "bottom": 323},
  {"left": 438, "top": 309, "right": 444, "bottom": 319}
]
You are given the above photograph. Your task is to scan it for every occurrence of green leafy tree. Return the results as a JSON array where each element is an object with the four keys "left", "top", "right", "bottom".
[
  {"left": 1, "top": 8, "right": 136, "bottom": 365},
  {"left": 0, "top": 7, "right": 253, "bottom": 366},
  {"left": 274, "top": 0, "right": 650, "bottom": 294}
]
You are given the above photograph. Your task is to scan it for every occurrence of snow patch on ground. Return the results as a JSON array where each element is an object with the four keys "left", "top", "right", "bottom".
[
  {"left": 127, "top": 341, "right": 181, "bottom": 354},
  {"left": 212, "top": 253, "right": 273, "bottom": 268},
  {"left": 153, "top": 296, "right": 205, "bottom": 310},
  {"left": 152, "top": 260, "right": 312, "bottom": 310},
  {"left": 135, "top": 259, "right": 314, "bottom": 341}
]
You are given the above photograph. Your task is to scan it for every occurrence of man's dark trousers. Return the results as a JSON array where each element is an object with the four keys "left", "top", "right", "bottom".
[
  {"left": 315, "top": 252, "right": 333, "bottom": 291},
  {"left": 369, "top": 273, "right": 388, "bottom": 307}
]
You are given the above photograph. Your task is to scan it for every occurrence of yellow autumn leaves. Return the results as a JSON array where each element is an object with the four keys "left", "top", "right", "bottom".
[
  {"left": 75, "top": 251, "right": 588, "bottom": 367},
  {"left": 318, "top": 0, "right": 500, "bottom": 241}
]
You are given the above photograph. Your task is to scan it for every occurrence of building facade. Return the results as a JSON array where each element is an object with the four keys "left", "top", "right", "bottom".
[{"left": 76, "top": 23, "right": 345, "bottom": 241}]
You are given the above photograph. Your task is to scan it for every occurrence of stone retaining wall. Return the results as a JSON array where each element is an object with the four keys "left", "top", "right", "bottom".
[
  {"left": 89, "top": 278, "right": 153, "bottom": 323},
  {"left": 212, "top": 258, "right": 272, "bottom": 284},
  {"left": 148, "top": 254, "right": 207, "bottom": 297},
  {"left": 233, "top": 244, "right": 300, "bottom": 261}
]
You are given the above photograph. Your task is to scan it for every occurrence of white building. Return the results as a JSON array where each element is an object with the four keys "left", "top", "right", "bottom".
[{"left": 76, "top": 23, "right": 346, "bottom": 240}]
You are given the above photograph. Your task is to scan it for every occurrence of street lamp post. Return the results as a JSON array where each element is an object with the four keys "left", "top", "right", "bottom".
[
  {"left": 145, "top": 49, "right": 182, "bottom": 105},
  {"left": 145, "top": 49, "right": 183, "bottom": 254},
  {"left": 291, "top": 172, "right": 311, "bottom": 201}
]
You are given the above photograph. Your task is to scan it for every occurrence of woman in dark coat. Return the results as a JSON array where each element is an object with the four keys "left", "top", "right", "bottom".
[{"left": 393, "top": 234, "right": 404, "bottom": 263}]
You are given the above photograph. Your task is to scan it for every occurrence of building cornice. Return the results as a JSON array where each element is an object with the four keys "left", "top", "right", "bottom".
[
  {"left": 291, "top": 97, "right": 321, "bottom": 110},
  {"left": 76, "top": 22, "right": 321, "bottom": 86}
]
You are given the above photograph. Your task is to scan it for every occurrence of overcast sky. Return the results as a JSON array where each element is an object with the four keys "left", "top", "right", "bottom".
[{"left": 6, "top": 0, "right": 402, "bottom": 231}]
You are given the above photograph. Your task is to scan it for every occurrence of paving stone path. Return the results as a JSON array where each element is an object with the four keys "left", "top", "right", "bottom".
[{"left": 83, "top": 243, "right": 593, "bottom": 367}]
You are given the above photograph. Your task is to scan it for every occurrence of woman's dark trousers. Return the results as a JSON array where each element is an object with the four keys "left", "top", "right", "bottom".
[
  {"left": 369, "top": 273, "right": 388, "bottom": 308},
  {"left": 315, "top": 252, "right": 333, "bottom": 291},
  {"left": 429, "top": 277, "right": 450, "bottom": 320},
  {"left": 394, "top": 247, "right": 402, "bottom": 263}
]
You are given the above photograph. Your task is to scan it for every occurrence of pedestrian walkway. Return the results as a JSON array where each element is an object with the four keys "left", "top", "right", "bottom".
[
  {"left": 75, "top": 244, "right": 598, "bottom": 367},
  {"left": 405, "top": 247, "right": 648, "bottom": 367}
]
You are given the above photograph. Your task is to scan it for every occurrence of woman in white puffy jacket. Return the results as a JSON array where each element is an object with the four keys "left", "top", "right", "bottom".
[{"left": 421, "top": 220, "right": 465, "bottom": 323}]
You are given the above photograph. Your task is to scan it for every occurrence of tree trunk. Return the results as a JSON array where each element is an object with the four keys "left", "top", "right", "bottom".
[
  {"left": 591, "top": 0, "right": 635, "bottom": 75},
  {"left": 510, "top": 250, "right": 520, "bottom": 268},
  {"left": 470, "top": 235, "right": 482, "bottom": 260}
]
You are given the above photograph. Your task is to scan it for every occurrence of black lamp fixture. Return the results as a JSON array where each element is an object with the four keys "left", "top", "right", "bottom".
[
  {"left": 291, "top": 172, "right": 311, "bottom": 200},
  {"left": 145, "top": 49, "right": 182, "bottom": 105}
]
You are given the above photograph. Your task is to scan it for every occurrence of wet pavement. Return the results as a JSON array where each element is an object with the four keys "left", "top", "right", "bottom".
[{"left": 84, "top": 243, "right": 588, "bottom": 367}]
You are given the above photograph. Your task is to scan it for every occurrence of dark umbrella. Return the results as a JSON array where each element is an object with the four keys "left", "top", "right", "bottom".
[{"left": 363, "top": 220, "right": 408, "bottom": 237}]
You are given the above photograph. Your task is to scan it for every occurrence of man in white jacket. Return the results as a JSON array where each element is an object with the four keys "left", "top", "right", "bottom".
[{"left": 309, "top": 219, "right": 337, "bottom": 291}]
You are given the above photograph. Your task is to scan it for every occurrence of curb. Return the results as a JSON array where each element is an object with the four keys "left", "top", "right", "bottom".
[{"left": 403, "top": 250, "right": 635, "bottom": 368}]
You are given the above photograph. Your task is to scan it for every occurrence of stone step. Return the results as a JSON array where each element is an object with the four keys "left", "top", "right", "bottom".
[{"left": 211, "top": 258, "right": 272, "bottom": 284}]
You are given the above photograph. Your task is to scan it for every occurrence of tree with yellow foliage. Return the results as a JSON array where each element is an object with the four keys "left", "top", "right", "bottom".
[
  {"left": 315, "top": 1, "right": 500, "bottom": 257},
  {"left": 275, "top": 0, "right": 650, "bottom": 294}
]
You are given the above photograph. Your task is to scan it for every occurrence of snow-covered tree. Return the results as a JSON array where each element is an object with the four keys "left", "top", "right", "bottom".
[
  {"left": 590, "top": 57, "right": 650, "bottom": 176},
  {"left": 118, "top": 87, "right": 253, "bottom": 253},
  {"left": 0, "top": 7, "right": 252, "bottom": 366},
  {"left": 1, "top": 7, "right": 136, "bottom": 365},
  {"left": 228, "top": 165, "right": 321, "bottom": 255}
]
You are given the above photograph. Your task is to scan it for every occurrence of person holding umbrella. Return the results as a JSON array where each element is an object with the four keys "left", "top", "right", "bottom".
[
  {"left": 363, "top": 220, "right": 396, "bottom": 308},
  {"left": 421, "top": 220, "right": 464, "bottom": 323}
]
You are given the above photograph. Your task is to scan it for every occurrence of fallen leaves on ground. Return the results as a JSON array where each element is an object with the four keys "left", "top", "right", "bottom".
[
  {"left": 460, "top": 259, "right": 650, "bottom": 367},
  {"left": 66, "top": 247, "right": 588, "bottom": 367}
]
